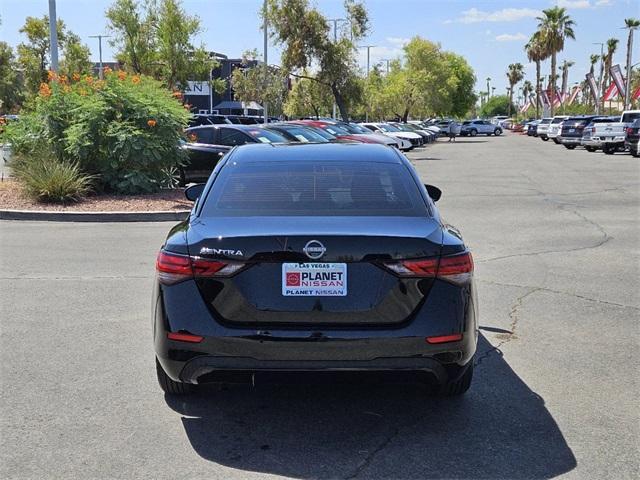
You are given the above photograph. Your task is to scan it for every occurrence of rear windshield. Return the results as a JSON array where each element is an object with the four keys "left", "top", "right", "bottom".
[
  {"left": 621, "top": 112, "right": 640, "bottom": 123},
  {"left": 591, "top": 117, "right": 617, "bottom": 123},
  {"left": 272, "top": 126, "right": 328, "bottom": 143},
  {"left": 201, "top": 160, "right": 429, "bottom": 217},
  {"left": 244, "top": 128, "right": 288, "bottom": 143},
  {"left": 551, "top": 118, "right": 566, "bottom": 124}
]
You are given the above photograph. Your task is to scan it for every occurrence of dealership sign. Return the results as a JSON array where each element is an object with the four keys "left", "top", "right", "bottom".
[{"left": 184, "top": 81, "right": 210, "bottom": 96}]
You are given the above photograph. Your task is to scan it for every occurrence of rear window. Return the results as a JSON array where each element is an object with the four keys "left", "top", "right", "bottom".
[
  {"left": 551, "top": 118, "right": 565, "bottom": 124},
  {"left": 244, "top": 128, "right": 288, "bottom": 143},
  {"left": 201, "top": 161, "right": 428, "bottom": 217},
  {"left": 621, "top": 112, "right": 640, "bottom": 123}
]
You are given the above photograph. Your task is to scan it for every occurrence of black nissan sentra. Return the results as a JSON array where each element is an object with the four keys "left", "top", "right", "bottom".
[{"left": 153, "top": 143, "right": 477, "bottom": 396}]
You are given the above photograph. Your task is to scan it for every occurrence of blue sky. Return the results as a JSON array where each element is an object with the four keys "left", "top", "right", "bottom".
[{"left": 1, "top": 0, "right": 638, "bottom": 97}]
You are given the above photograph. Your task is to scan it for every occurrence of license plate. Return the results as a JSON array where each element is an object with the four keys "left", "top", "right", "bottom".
[
  {"left": 282, "top": 263, "right": 347, "bottom": 296},
  {"left": 569, "top": 128, "right": 575, "bottom": 133}
]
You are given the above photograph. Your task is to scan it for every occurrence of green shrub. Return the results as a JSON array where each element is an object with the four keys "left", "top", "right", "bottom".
[
  {"left": 2, "top": 70, "right": 189, "bottom": 194},
  {"left": 11, "top": 152, "right": 94, "bottom": 203}
]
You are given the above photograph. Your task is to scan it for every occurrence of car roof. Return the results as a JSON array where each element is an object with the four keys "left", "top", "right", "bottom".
[
  {"left": 186, "top": 124, "right": 268, "bottom": 132},
  {"left": 228, "top": 142, "right": 401, "bottom": 164}
]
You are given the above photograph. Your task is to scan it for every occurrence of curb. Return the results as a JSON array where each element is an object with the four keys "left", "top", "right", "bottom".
[{"left": 0, "top": 209, "right": 190, "bottom": 222}]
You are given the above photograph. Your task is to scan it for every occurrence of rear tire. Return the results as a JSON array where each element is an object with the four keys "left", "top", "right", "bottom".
[
  {"left": 469, "top": 129, "right": 477, "bottom": 137},
  {"left": 494, "top": 129, "right": 502, "bottom": 136},
  {"left": 564, "top": 144, "right": 576, "bottom": 150},
  {"left": 156, "top": 358, "right": 194, "bottom": 395},
  {"left": 438, "top": 360, "right": 474, "bottom": 396},
  {"left": 603, "top": 145, "right": 614, "bottom": 155},
  {"left": 585, "top": 146, "right": 596, "bottom": 152}
]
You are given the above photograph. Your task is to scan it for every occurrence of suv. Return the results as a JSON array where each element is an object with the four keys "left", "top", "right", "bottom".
[
  {"left": 559, "top": 116, "right": 597, "bottom": 149},
  {"left": 460, "top": 120, "right": 502, "bottom": 137},
  {"left": 536, "top": 118, "right": 553, "bottom": 141},
  {"left": 625, "top": 118, "right": 640, "bottom": 157}
]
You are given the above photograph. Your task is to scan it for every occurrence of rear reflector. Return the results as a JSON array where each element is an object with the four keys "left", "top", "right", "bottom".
[
  {"left": 156, "top": 250, "right": 245, "bottom": 285},
  {"left": 426, "top": 333, "right": 463, "bottom": 344},
  {"left": 383, "top": 252, "right": 473, "bottom": 284},
  {"left": 167, "top": 332, "right": 204, "bottom": 343}
]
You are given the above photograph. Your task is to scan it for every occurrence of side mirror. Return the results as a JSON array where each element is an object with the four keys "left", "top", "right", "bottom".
[
  {"left": 184, "top": 183, "right": 205, "bottom": 202},
  {"left": 424, "top": 184, "right": 442, "bottom": 202}
]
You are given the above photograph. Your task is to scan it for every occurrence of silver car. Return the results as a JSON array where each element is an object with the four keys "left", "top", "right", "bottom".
[{"left": 460, "top": 120, "right": 503, "bottom": 137}]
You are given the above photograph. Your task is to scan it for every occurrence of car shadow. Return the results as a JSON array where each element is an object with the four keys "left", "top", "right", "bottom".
[{"left": 164, "top": 335, "right": 576, "bottom": 479}]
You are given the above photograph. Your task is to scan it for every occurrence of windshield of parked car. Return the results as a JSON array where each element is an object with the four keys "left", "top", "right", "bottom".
[
  {"left": 201, "top": 161, "right": 429, "bottom": 217},
  {"left": 551, "top": 117, "right": 566, "bottom": 124},
  {"left": 244, "top": 128, "right": 288, "bottom": 143},
  {"left": 379, "top": 123, "right": 401, "bottom": 132},
  {"left": 271, "top": 126, "right": 328, "bottom": 143},
  {"left": 338, "top": 123, "right": 371, "bottom": 134},
  {"left": 540, "top": 118, "right": 552, "bottom": 124},
  {"left": 320, "top": 124, "right": 350, "bottom": 136}
]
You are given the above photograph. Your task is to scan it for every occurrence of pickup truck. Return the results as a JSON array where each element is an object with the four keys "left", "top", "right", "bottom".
[
  {"left": 625, "top": 118, "right": 640, "bottom": 157},
  {"left": 581, "top": 110, "right": 640, "bottom": 154},
  {"left": 558, "top": 116, "right": 598, "bottom": 149}
]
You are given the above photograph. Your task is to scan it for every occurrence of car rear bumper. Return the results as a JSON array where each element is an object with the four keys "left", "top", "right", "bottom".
[{"left": 559, "top": 136, "right": 582, "bottom": 145}]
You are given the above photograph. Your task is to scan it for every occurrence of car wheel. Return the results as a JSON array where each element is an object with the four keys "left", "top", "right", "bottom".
[
  {"left": 156, "top": 357, "right": 194, "bottom": 395},
  {"left": 494, "top": 129, "right": 502, "bottom": 136},
  {"left": 564, "top": 145, "right": 576, "bottom": 150},
  {"left": 438, "top": 360, "right": 474, "bottom": 396},
  {"left": 553, "top": 138, "right": 560, "bottom": 144},
  {"left": 632, "top": 150, "right": 639, "bottom": 158},
  {"left": 469, "top": 129, "right": 477, "bottom": 137},
  {"left": 603, "top": 145, "right": 614, "bottom": 155},
  {"left": 585, "top": 146, "right": 596, "bottom": 152},
  {"left": 541, "top": 136, "right": 549, "bottom": 141}
]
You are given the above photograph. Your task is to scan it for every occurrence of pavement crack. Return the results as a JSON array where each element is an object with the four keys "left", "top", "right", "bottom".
[
  {"left": 345, "top": 426, "right": 401, "bottom": 480},
  {"left": 479, "top": 279, "right": 639, "bottom": 310},
  {"left": 475, "top": 287, "right": 540, "bottom": 367}
]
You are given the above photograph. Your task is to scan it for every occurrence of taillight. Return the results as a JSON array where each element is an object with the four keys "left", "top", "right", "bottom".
[
  {"left": 383, "top": 252, "right": 474, "bottom": 285},
  {"left": 627, "top": 127, "right": 634, "bottom": 134},
  {"left": 156, "top": 250, "right": 244, "bottom": 285}
]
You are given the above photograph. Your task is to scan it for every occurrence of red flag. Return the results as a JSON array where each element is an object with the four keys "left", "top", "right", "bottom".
[
  {"left": 633, "top": 86, "right": 640, "bottom": 100},
  {"left": 603, "top": 82, "right": 619, "bottom": 101},
  {"left": 567, "top": 86, "right": 581, "bottom": 106}
]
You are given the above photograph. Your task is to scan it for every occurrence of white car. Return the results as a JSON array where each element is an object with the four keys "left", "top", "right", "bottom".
[
  {"left": 360, "top": 123, "right": 424, "bottom": 149},
  {"left": 536, "top": 118, "right": 553, "bottom": 141},
  {"left": 547, "top": 116, "right": 570, "bottom": 144}
]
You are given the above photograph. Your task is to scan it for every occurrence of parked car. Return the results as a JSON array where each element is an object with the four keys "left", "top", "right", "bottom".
[
  {"left": 189, "top": 114, "right": 231, "bottom": 127},
  {"left": 536, "top": 118, "right": 553, "bottom": 140},
  {"left": 547, "top": 116, "right": 570, "bottom": 143},
  {"left": 580, "top": 116, "right": 620, "bottom": 152},
  {"left": 153, "top": 143, "right": 477, "bottom": 396},
  {"left": 332, "top": 121, "right": 409, "bottom": 149},
  {"left": 436, "top": 120, "right": 454, "bottom": 135},
  {"left": 180, "top": 125, "right": 289, "bottom": 184},
  {"left": 390, "top": 122, "right": 434, "bottom": 143},
  {"left": 558, "top": 116, "right": 598, "bottom": 149},
  {"left": 461, "top": 119, "right": 502, "bottom": 137},
  {"left": 512, "top": 121, "right": 526, "bottom": 133},
  {"left": 597, "top": 110, "right": 640, "bottom": 154},
  {"left": 526, "top": 120, "right": 540, "bottom": 136},
  {"left": 265, "top": 124, "right": 330, "bottom": 143},
  {"left": 360, "top": 123, "right": 423, "bottom": 149},
  {"left": 625, "top": 118, "right": 640, "bottom": 157}
]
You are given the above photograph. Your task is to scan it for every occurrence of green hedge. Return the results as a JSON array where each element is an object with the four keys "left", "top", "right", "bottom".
[{"left": 3, "top": 70, "right": 190, "bottom": 194}]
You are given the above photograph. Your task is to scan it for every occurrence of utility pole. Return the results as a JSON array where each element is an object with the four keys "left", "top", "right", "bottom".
[
  {"left": 486, "top": 77, "right": 491, "bottom": 99},
  {"left": 328, "top": 18, "right": 348, "bottom": 119},
  {"left": 359, "top": 45, "right": 376, "bottom": 122},
  {"left": 48, "top": 0, "right": 59, "bottom": 72},
  {"left": 380, "top": 58, "right": 391, "bottom": 74},
  {"left": 89, "top": 35, "right": 111, "bottom": 80},
  {"left": 263, "top": 0, "right": 268, "bottom": 124},
  {"left": 593, "top": 42, "right": 604, "bottom": 114}
]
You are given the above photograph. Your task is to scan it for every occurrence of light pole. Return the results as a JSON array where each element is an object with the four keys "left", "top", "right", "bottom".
[
  {"left": 593, "top": 42, "right": 604, "bottom": 114},
  {"left": 328, "top": 18, "right": 348, "bottom": 119},
  {"left": 486, "top": 77, "right": 491, "bottom": 99},
  {"left": 359, "top": 45, "right": 376, "bottom": 121},
  {"left": 380, "top": 58, "right": 391, "bottom": 74},
  {"left": 48, "top": 0, "right": 59, "bottom": 72},
  {"left": 89, "top": 35, "right": 111, "bottom": 79},
  {"left": 263, "top": 0, "right": 268, "bottom": 123},
  {"left": 624, "top": 24, "right": 638, "bottom": 109}
]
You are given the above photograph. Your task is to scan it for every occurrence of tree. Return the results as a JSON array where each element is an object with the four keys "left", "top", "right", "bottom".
[
  {"left": 480, "top": 94, "right": 514, "bottom": 118},
  {"left": 623, "top": 18, "right": 639, "bottom": 109},
  {"left": 506, "top": 63, "right": 524, "bottom": 117},
  {"left": 231, "top": 50, "right": 288, "bottom": 117},
  {"left": 439, "top": 51, "right": 477, "bottom": 118},
  {"left": 265, "top": 0, "right": 369, "bottom": 120},
  {"left": 601, "top": 38, "right": 619, "bottom": 108},
  {"left": 0, "top": 42, "right": 24, "bottom": 113},
  {"left": 17, "top": 16, "right": 66, "bottom": 95},
  {"left": 284, "top": 72, "right": 333, "bottom": 118},
  {"left": 559, "top": 59, "right": 574, "bottom": 97},
  {"left": 522, "top": 80, "right": 534, "bottom": 105},
  {"left": 59, "top": 33, "right": 92, "bottom": 78},
  {"left": 525, "top": 32, "right": 547, "bottom": 118},
  {"left": 536, "top": 7, "right": 576, "bottom": 116}
]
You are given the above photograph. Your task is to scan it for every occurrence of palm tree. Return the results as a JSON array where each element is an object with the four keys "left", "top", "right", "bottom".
[
  {"left": 536, "top": 6, "right": 576, "bottom": 116},
  {"left": 506, "top": 63, "right": 524, "bottom": 117},
  {"left": 589, "top": 54, "right": 599, "bottom": 76},
  {"left": 560, "top": 60, "right": 574, "bottom": 100},
  {"left": 522, "top": 80, "right": 534, "bottom": 105},
  {"left": 624, "top": 18, "right": 640, "bottom": 108},
  {"left": 525, "top": 32, "right": 547, "bottom": 118},
  {"left": 601, "top": 38, "right": 619, "bottom": 107}
]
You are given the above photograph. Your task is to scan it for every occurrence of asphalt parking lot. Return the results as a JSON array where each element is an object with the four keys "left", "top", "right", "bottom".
[{"left": 1, "top": 133, "right": 638, "bottom": 479}]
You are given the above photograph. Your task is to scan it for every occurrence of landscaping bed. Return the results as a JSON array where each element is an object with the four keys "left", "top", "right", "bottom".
[{"left": 0, "top": 179, "right": 190, "bottom": 212}]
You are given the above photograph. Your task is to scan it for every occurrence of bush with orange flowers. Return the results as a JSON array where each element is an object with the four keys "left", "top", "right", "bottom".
[{"left": 2, "top": 70, "right": 190, "bottom": 196}]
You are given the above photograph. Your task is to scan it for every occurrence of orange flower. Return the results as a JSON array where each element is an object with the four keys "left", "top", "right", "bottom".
[
  {"left": 117, "top": 70, "right": 127, "bottom": 80},
  {"left": 104, "top": 66, "right": 113, "bottom": 75},
  {"left": 131, "top": 75, "right": 141, "bottom": 84},
  {"left": 147, "top": 119, "right": 157, "bottom": 127},
  {"left": 72, "top": 73, "right": 81, "bottom": 81},
  {"left": 172, "top": 91, "right": 183, "bottom": 98},
  {"left": 63, "top": 85, "right": 71, "bottom": 93},
  {"left": 39, "top": 82, "right": 52, "bottom": 97},
  {"left": 47, "top": 70, "right": 57, "bottom": 81},
  {"left": 59, "top": 74, "right": 68, "bottom": 84},
  {"left": 84, "top": 75, "right": 94, "bottom": 84}
]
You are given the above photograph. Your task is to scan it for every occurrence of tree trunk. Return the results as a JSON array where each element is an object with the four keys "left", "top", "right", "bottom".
[
  {"left": 508, "top": 83, "right": 513, "bottom": 118},
  {"left": 331, "top": 84, "right": 349, "bottom": 121},
  {"left": 402, "top": 108, "right": 409, "bottom": 123},
  {"left": 625, "top": 28, "right": 634, "bottom": 109},
  {"left": 535, "top": 60, "right": 541, "bottom": 118},
  {"left": 550, "top": 53, "right": 557, "bottom": 117}
]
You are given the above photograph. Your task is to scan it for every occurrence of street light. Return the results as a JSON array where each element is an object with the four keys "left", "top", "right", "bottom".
[
  {"left": 593, "top": 42, "right": 604, "bottom": 114},
  {"left": 89, "top": 35, "right": 111, "bottom": 80},
  {"left": 48, "top": 0, "right": 59, "bottom": 72}
]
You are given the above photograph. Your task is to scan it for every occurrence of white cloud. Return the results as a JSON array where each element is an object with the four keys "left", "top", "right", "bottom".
[
  {"left": 386, "top": 37, "right": 410, "bottom": 47},
  {"left": 495, "top": 33, "right": 528, "bottom": 42},
  {"left": 450, "top": 8, "right": 540, "bottom": 24},
  {"left": 595, "top": 0, "right": 613, "bottom": 5},
  {"left": 556, "top": 0, "right": 592, "bottom": 8}
]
